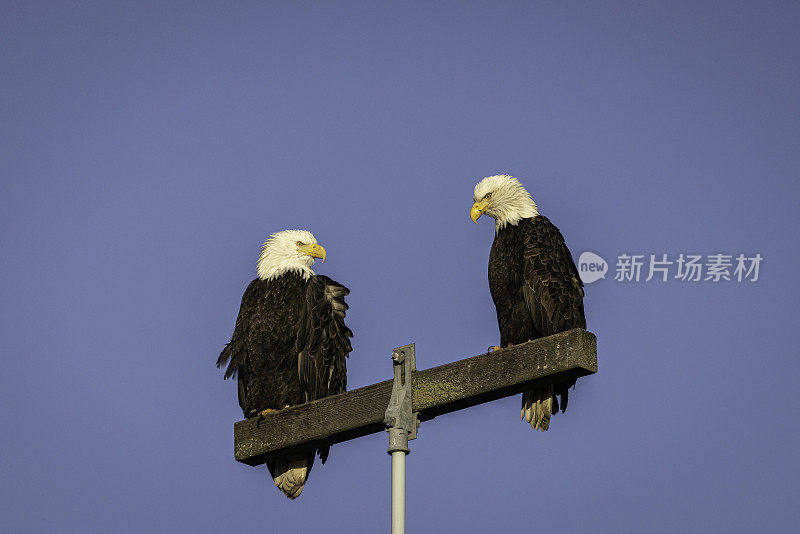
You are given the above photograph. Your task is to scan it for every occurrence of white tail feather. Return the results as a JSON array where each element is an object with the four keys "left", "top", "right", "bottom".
[
  {"left": 522, "top": 385, "right": 553, "bottom": 432},
  {"left": 272, "top": 454, "right": 310, "bottom": 499}
]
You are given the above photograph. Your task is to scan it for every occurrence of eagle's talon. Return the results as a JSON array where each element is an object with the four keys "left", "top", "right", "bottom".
[{"left": 254, "top": 408, "right": 279, "bottom": 428}]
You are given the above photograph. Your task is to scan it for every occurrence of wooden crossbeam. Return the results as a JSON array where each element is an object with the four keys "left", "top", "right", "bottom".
[{"left": 234, "top": 328, "right": 597, "bottom": 466}]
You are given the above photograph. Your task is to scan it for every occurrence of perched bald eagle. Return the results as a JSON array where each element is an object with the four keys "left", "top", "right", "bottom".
[
  {"left": 217, "top": 230, "right": 353, "bottom": 499},
  {"left": 470, "top": 175, "right": 586, "bottom": 431}
]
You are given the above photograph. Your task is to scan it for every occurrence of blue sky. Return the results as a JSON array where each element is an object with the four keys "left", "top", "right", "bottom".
[{"left": 2, "top": 2, "right": 799, "bottom": 532}]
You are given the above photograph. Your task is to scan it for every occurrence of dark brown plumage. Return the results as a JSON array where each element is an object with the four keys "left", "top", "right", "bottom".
[
  {"left": 217, "top": 270, "right": 352, "bottom": 497},
  {"left": 488, "top": 215, "right": 586, "bottom": 428}
]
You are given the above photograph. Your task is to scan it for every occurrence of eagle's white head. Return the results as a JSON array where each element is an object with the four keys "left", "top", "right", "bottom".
[
  {"left": 471, "top": 174, "right": 539, "bottom": 230},
  {"left": 256, "top": 229, "right": 326, "bottom": 281}
]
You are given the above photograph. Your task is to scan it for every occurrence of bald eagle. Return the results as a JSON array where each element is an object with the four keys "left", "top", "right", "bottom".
[
  {"left": 217, "top": 230, "right": 353, "bottom": 499},
  {"left": 470, "top": 175, "right": 586, "bottom": 431}
]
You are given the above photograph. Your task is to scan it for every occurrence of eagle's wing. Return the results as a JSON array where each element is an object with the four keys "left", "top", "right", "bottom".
[
  {"left": 520, "top": 217, "right": 586, "bottom": 338},
  {"left": 216, "top": 279, "right": 263, "bottom": 409},
  {"left": 295, "top": 275, "right": 353, "bottom": 464},
  {"left": 295, "top": 275, "right": 353, "bottom": 403},
  {"left": 520, "top": 217, "right": 585, "bottom": 416},
  {"left": 522, "top": 215, "right": 586, "bottom": 420}
]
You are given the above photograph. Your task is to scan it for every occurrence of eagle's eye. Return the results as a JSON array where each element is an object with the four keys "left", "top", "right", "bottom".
[
  {"left": 484, "top": 192, "right": 492, "bottom": 200},
  {"left": 296, "top": 241, "right": 304, "bottom": 247}
]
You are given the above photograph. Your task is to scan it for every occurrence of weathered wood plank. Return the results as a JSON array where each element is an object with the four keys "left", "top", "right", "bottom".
[{"left": 234, "top": 328, "right": 597, "bottom": 466}]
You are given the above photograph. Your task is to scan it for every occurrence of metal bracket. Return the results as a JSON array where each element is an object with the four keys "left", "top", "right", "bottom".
[{"left": 384, "top": 343, "right": 420, "bottom": 454}]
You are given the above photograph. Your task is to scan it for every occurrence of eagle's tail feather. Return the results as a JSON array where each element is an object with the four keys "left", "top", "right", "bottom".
[
  {"left": 521, "top": 390, "right": 530, "bottom": 422},
  {"left": 521, "top": 380, "right": 577, "bottom": 430},
  {"left": 521, "top": 385, "right": 553, "bottom": 432},
  {"left": 269, "top": 451, "right": 315, "bottom": 499}
]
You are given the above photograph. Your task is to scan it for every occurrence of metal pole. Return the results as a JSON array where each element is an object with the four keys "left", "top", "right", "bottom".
[
  {"left": 391, "top": 450, "right": 406, "bottom": 534},
  {"left": 384, "top": 344, "right": 419, "bottom": 534}
]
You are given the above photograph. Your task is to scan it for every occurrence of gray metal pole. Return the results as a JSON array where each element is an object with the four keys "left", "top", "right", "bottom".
[
  {"left": 384, "top": 344, "right": 419, "bottom": 534},
  {"left": 390, "top": 446, "right": 406, "bottom": 533}
]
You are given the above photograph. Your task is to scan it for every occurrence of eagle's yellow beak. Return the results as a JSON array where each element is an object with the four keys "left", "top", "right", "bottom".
[
  {"left": 299, "top": 243, "right": 326, "bottom": 263},
  {"left": 470, "top": 199, "right": 494, "bottom": 223}
]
